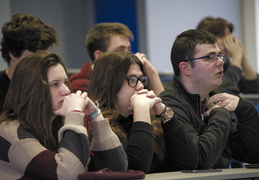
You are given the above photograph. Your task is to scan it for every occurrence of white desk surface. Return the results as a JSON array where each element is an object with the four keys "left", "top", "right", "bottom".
[{"left": 143, "top": 168, "right": 259, "bottom": 180}]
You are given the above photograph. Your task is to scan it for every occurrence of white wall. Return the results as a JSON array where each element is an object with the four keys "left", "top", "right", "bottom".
[
  {"left": 0, "top": 0, "right": 11, "bottom": 70},
  {"left": 1, "top": 0, "right": 258, "bottom": 75},
  {"left": 146, "top": 0, "right": 242, "bottom": 74}
]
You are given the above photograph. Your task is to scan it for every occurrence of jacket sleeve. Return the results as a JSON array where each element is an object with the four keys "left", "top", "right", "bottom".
[
  {"left": 162, "top": 100, "right": 233, "bottom": 170},
  {"left": 238, "top": 75, "right": 259, "bottom": 93},
  {"left": 126, "top": 121, "right": 154, "bottom": 173},
  {"left": 230, "top": 97, "right": 259, "bottom": 163},
  {"left": 89, "top": 118, "right": 128, "bottom": 172}
]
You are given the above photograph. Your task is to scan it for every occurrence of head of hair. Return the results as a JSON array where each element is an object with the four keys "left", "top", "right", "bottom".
[
  {"left": 0, "top": 52, "right": 67, "bottom": 151},
  {"left": 197, "top": 16, "right": 234, "bottom": 37},
  {"left": 171, "top": 29, "right": 216, "bottom": 77},
  {"left": 86, "top": 22, "right": 134, "bottom": 61},
  {"left": 88, "top": 51, "right": 143, "bottom": 121},
  {"left": 1, "top": 13, "right": 58, "bottom": 64}
]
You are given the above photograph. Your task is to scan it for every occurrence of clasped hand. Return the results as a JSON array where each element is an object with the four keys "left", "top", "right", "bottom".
[
  {"left": 204, "top": 93, "right": 240, "bottom": 116},
  {"left": 54, "top": 90, "right": 96, "bottom": 116},
  {"left": 129, "top": 89, "right": 165, "bottom": 115}
]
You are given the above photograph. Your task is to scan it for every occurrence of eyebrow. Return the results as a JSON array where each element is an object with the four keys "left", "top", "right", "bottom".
[{"left": 48, "top": 78, "right": 68, "bottom": 83}]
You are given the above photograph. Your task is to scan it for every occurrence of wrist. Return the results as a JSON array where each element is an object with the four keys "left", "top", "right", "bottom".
[
  {"left": 88, "top": 107, "right": 101, "bottom": 121},
  {"left": 156, "top": 106, "right": 174, "bottom": 122}
]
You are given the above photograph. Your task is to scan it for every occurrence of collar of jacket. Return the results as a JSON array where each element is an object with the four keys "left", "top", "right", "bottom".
[{"left": 172, "top": 75, "right": 206, "bottom": 119}]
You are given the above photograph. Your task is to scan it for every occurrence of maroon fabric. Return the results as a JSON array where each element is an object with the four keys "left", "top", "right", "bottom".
[
  {"left": 70, "top": 61, "right": 93, "bottom": 93},
  {"left": 20, "top": 150, "right": 57, "bottom": 180},
  {"left": 78, "top": 168, "right": 145, "bottom": 180}
]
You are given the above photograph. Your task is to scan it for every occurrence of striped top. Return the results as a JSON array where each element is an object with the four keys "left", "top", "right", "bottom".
[{"left": 0, "top": 111, "right": 127, "bottom": 180}]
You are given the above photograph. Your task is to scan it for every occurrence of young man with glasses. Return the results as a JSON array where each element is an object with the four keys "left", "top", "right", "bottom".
[{"left": 159, "top": 29, "right": 259, "bottom": 170}]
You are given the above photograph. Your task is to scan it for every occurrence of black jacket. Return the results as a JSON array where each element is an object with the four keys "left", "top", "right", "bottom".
[{"left": 159, "top": 75, "right": 259, "bottom": 170}]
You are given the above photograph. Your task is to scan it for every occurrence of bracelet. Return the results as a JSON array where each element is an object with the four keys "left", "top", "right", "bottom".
[
  {"left": 71, "top": 110, "right": 85, "bottom": 114},
  {"left": 88, "top": 108, "right": 101, "bottom": 121},
  {"left": 88, "top": 101, "right": 101, "bottom": 121},
  {"left": 71, "top": 110, "right": 89, "bottom": 131},
  {"left": 156, "top": 106, "right": 167, "bottom": 118}
]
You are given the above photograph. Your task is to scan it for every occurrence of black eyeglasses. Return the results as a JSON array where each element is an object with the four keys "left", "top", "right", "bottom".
[
  {"left": 185, "top": 54, "right": 226, "bottom": 63},
  {"left": 125, "top": 75, "right": 149, "bottom": 87}
]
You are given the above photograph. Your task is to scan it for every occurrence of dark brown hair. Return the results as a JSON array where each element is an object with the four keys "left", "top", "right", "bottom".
[
  {"left": 1, "top": 13, "right": 58, "bottom": 64},
  {"left": 86, "top": 22, "right": 133, "bottom": 61},
  {"left": 197, "top": 16, "right": 234, "bottom": 37},
  {"left": 88, "top": 51, "right": 166, "bottom": 161},
  {"left": 171, "top": 29, "right": 216, "bottom": 77}
]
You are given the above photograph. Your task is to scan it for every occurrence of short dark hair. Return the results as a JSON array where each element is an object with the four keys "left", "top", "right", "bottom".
[
  {"left": 1, "top": 13, "right": 58, "bottom": 64},
  {"left": 197, "top": 16, "right": 234, "bottom": 37},
  {"left": 86, "top": 22, "right": 134, "bottom": 61},
  {"left": 170, "top": 29, "right": 216, "bottom": 77}
]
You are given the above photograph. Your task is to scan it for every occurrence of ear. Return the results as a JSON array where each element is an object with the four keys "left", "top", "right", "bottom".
[
  {"left": 9, "top": 52, "right": 18, "bottom": 61},
  {"left": 93, "top": 50, "right": 102, "bottom": 60},
  {"left": 179, "top": 61, "right": 192, "bottom": 76}
]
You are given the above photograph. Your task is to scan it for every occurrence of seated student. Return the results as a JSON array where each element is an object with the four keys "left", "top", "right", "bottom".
[
  {"left": 88, "top": 51, "right": 185, "bottom": 173},
  {"left": 70, "top": 22, "right": 164, "bottom": 95},
  {"left": 0, "top": 52, "right": 127, "bottom": 180},
  {"left": 197, "top": 16, "right": 259, "bottom": 95},
  {"left": 0, "top": 12, "right": 58, "bottom": 112},
  {"left": 159, "top": 29, "right": 259, "bottom": 170}
]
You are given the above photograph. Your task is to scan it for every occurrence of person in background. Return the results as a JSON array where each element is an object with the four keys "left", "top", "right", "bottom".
[
  {"left": 88, "top": 51, "right": 186, "bottom": 173},
  {"left": 0, "top": 12, "right": 58, "bottom": 112},
  {"left": 197, "top": 16, "right": 259, "bottom": 95},
  {"left": 0, "top": 52, "right": 127, "bottom": 180},
  {"left": 70, "top": 22, "right": 164, "bottom": 95},
  {"left": 159, "top": 29, "right": 259, "bottom": 170}
]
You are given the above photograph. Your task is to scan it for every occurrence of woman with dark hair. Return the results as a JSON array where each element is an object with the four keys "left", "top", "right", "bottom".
[
  {"left": 0, "top": 52, "right": 127, "bottom": 180},
  {"left": 88, "top": 51, "right": 179, "bottom": 173}
]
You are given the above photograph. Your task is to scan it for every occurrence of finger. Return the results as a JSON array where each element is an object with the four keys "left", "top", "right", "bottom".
[
  {"left": 146, "top": 90, "right": 156, "bottom": 98},
  {"left": 130, "top": 94, "right": 138, "bottom": 102},
  {"left": 153, "top": 97, "right": 162, "bottom": 104},
  {"left": 136, "top": 89, "right": 149, "bottom": 94},
  {"left": 75, "top": 90, "right": 82, "bottom": 96},
  {"left": 81, "top": 92, "right": 88, "bottom": 99}
]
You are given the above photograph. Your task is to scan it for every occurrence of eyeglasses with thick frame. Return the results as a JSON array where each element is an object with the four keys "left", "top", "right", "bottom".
[
  {"left": 124, "top": 75, "right": 149, "bottom": 87},
  {"left": 184, "top": 54, "right": 226, "bottom": 63}
]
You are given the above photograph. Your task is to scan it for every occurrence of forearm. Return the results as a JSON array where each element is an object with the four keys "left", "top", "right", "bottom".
[
  {"left": 231, "top": 98, "right": 259, "bottom": 162},
  {"left": 147, "top": 70, "right": 164, "bottom": 95},
  {"left": 242, "top": 56, "right": 258, "bottom": 80},
  {"left": 127, "top": 122, "right": 154, "bottom": 173}
]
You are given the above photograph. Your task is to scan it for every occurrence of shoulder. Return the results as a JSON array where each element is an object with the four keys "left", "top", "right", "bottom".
[
  {"left": 0, "top": 120, "right": 37, "bottom": 142},
  {"left": 0, "top": 70, "right": 10, "bottom": 92}
]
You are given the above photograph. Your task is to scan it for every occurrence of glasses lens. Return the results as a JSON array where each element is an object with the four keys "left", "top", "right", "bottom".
[
  {"left": 128, "top": 76, "right": 138, "bottom": 87},
  {"left": 140, "top": 76, "right": 149, "bottom": 87}
]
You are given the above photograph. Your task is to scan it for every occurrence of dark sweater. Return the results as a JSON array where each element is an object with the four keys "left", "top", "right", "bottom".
[{"left": 159, "top": 75, "right": 259, "bottom": 170}]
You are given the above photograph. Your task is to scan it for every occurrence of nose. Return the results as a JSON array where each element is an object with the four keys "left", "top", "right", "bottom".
[
  {"left": 216, "top": 57, "right": 225, "bottom": 66},
  {"left": 135, "top": 80, "right": 144, "bottom": 90},
  {"left": 61, "top": 84, "right": 71, "bottom": 96}
]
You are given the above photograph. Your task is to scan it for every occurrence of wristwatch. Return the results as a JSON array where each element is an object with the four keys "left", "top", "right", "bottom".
[{"left": 156, "top": 106, "right": 174, "bottom": 122}]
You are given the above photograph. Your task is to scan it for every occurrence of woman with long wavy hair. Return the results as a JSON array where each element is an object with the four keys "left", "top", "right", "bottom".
[
  {"left": 0, "top": 52, "right": 127, "bottom": 180},
  {"left": 88, "top": 51, "right": 178, "bottom": 173}
]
